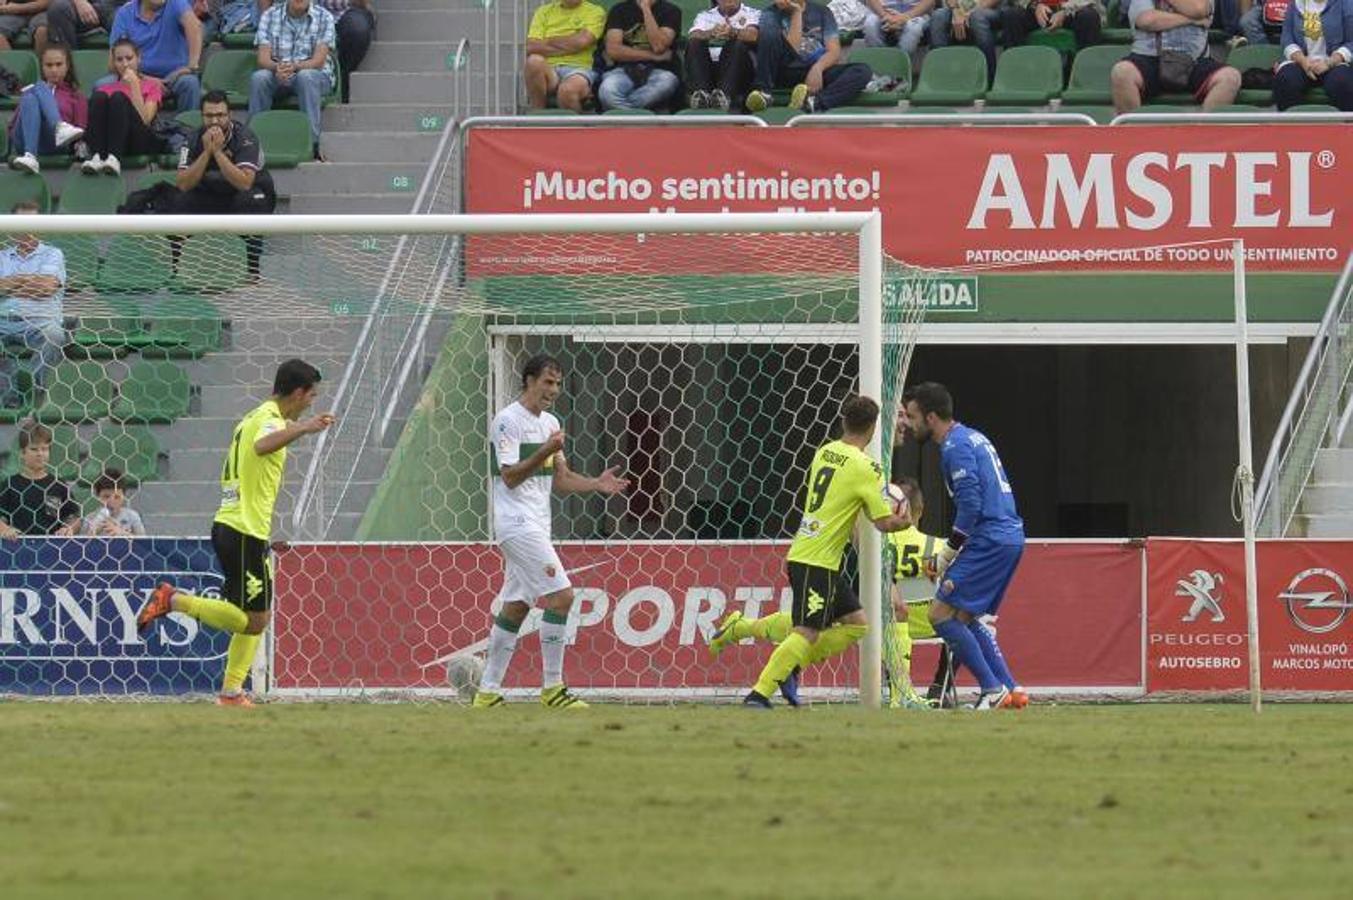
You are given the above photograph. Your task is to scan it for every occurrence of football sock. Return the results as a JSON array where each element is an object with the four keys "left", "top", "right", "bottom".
[
  {"left": 933, "top": 617, "right": 1000, "bottom": 692},
  {"left": 479, "top": 612, "right": 522, "bottom": 692},
  {"left": 176, "top": 593, "right": 248, "bottom": 633},
  {"left": 806, "top": 623, "right": 866, "bottom": 664},
  {"left": 751, "top": 631, "right": 812, "bottom": 698},
  {"left": 888, "top": 621, "right": 915, "bottom": 695},
  {"left": 968, "top": 620, "right": 1016, "bottom": 690},
  {"left": 221, "top": 633, "right": 261, "bottom": 694},
  {"left": 540, "top": 609, "right": 569, "bottom": 688},
  {"left": 749, "top": 611, "right": 791, "bottom": 643}
]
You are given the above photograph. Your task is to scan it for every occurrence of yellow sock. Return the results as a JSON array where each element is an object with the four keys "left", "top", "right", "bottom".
[
  {"left": 751, "top": 611, "right": 792, "bottom": 643},
  {"left": 752, "top": 631, "right": 812, "bottom": 698},
  {"left": 887, "top": 622, "right": 916, "bottom": 700},
  {"left": 222, "top": 633, "right": 262, "bottom": 694},
  {"left": 177, "top": 594, "right": 248, "bottom": 633},
  {"left": 806, "top": 623, "right": 866, "bottom": 665}
]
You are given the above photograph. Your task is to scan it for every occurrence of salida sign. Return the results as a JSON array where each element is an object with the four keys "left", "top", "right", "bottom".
[
  {"left": 466, "top": 126, "right": 1351, "bottom": 273},
  {"left": 1146, "top": 539, "right": 1353, "bottom": 692}
]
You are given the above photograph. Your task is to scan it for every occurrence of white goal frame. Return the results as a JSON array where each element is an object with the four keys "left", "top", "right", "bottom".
[{"left": 30, "top": 212, "right": 887, "bottom": 707}]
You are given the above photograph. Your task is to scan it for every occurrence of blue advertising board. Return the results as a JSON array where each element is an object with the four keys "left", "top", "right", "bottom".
[{"left": 0, "top": 538, "right": 228, "bottom": 696}]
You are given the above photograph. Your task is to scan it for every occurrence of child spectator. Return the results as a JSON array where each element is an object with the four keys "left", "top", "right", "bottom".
[
  {"left": 0, "top": 421, "right": 81, "bottom": 538},
  {"left": 83, "top": 467, "right": 147, "bottom": 536},
  {"left": 7, "top": 44, "right": 87, "bottom": 175},
  {"left": 81, "top": 38, "right": 166, "bottom": 176}
]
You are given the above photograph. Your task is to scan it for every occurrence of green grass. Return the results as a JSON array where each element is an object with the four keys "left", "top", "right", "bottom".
[{"left": 5, "top": 703, "right": 1351, "bottom": 898}]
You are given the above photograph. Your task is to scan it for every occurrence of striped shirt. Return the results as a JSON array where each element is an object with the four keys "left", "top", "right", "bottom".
[{"left": 256, "top": 2, "right": 338, "bottom": 84}]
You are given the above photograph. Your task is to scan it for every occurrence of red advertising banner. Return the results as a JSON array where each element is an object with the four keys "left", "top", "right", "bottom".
[
  {"left": 1146, "top": 539, "right": 1353, "bottom": 692},
  {"left": 466, "top": 126, "right": 1351, "bottom": 273},
  {"left": 274, "top": 541, "right": 1142, "bottom": 695}
]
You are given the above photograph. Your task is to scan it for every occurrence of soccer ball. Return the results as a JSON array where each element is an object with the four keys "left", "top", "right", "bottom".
[
  {"left": 885, "top": 483, "right": 908, "bottom": 517},
  {"left": 446, "top": 655, "right": 485, "bottom": 702}
]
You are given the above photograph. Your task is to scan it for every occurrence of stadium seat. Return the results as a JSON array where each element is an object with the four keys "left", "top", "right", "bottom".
[
  {"left": 1101, "top": 0, "right": 1132, "bottom": 42},
  {"left": 136, "top": 170, "right": 180, "bottom": 191},
  {"left": 249, "top": 110, "right": 311, "bottom": 168},
  {"left": 0, "top": 170, "right": 52, "bottom": 212},
  {"left": 1135, "top": 104, "right": 1191, "bottom": 113},
  {"left": 909, "top": 46, "right": 987, "bottom": 106},
  {"left": 1227, "top": 44, "right": 1284, "bottom": 105},
  {"left": 171, "top": 235, "right": 248, "bottom": 293},
  {"left": 70, "top": 314, "right": 142, "bottom": 359},
  {"left": 34, "top": 360, "right": 114, "bottom": 423},
  {"left": 1026, "top": 28, "right": 1077, "bottom": 54},
  {"left": 202, "top": 50, "right": 256, "bottom": 107},
  {"left": 1289, "top": 103, "right": 1339, "bottom": 112},
  {"left": 0, "top": 51, "right": 38, "bottom": 109},
  {"left": 823, "top": 106, "right": 904, "bottom": 115},
  {"left": 986, "top": 45, "right": 1064, "bottom": 106},
  {"left": 602, "top": 107, "right": 657, "bottom": 115},
  {"left": 1061, "top": 45, "right": 1128, "bottom": 105},
  {"left": 48, "top": 234, "right": 100, "bottom": 290},
  {"left": 0, "top": 114, "right": 7, "bottom": 158},
  {"left": 222, "top": 30, "right": 256, "bottom": 48},
  {"left": 71, "top": 49, "right": 111, "bottom": 95},
  {"left": 0, "top": 368, "right": 34, "bottom": 424},
  {"left": 524, "top": 107, "right": 578, "bottom": 115},
  {"left": 82, "top": 31, "right": 109, "bottom": 48},
  {"left": 846, "top": 47, "right": 912, "bottom": 105},
  {"left": 56, "top": 174, "right": 125, "bottom": 214},
  {"left": 111, "top": 360, "right": 191, "bottom": 423},
  {"left": 94, "top": 235, "right": 172, "bottom": 293},
  {"left": 753, "top": 107, "right": 800, "bottom": 124},
  {"left": 1057, "top": 104, "right": 1115, "bottom": 124},
  {"left": 81, "top": 423, "right": 162, "bottom": 485},
  {"left": 141, "top": 296, "right": 223, "bottom": 359}
]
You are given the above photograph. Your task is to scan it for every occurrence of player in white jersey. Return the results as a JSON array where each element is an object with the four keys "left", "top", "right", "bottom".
[{"left": 474, "top": 354, "right": 630, "bottom": 709}]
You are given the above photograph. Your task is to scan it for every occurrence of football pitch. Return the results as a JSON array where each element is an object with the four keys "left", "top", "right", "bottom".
[{"left": 6, "top": 703, "right": 1349, "bottom": 899}]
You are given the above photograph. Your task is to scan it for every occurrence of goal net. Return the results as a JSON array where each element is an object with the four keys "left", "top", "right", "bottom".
[{"left": 0, "top": 213, "right": 932, "bottom": 704}]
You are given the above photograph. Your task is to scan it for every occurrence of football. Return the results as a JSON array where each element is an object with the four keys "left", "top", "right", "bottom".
[
  {"left": 885, "top": 483, "right": 908, "bottom": 517},
  {"left": 446, "top": 654, "right": 486, "bottom": 702}
]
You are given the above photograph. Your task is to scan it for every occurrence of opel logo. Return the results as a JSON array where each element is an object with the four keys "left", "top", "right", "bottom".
[{"left": 1277, "top": 568, "right": 1353, "bottom": 634}]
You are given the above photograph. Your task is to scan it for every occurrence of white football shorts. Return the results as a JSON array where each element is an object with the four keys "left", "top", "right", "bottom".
[{"left": 495, "top": 530, "right": 571, "bottom": 605}]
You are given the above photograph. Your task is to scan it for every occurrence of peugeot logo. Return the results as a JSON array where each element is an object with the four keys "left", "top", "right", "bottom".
[{"left": 1276, "top": 568, "right": 1353, "bottom": 634}]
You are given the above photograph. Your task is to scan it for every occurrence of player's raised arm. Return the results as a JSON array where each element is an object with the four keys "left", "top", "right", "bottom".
[
  {"left": 500, "top": 428, "right": 565, "bottom": 490},
  {"left": 254, "top": 412, "right": 336, "bottom": 455},
  {"left": 552, "top": 453, "right": 630, "bottom": 496},
  {"left": 866, "top": 464, "right": 910, "bottom": 533}
]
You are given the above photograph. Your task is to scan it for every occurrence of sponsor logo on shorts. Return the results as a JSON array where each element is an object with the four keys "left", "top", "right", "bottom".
[
  {"left": 246, "top": 571, "right": 264, "bottom": 601},
  {"left": 806, "top": 588, "right": 825, "bottom": 616}
]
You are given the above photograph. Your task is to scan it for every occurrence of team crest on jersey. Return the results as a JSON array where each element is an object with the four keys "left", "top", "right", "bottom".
[{"left": 544, "top": 564, "right": 557, "bottom": 578}]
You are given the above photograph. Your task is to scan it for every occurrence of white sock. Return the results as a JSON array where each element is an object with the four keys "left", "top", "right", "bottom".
[
  {"left": 540, "top": 613, "right": 568, "bottom": 689},
  {"left": 479, "top": 623, "right": 519, "bottom": 692}
]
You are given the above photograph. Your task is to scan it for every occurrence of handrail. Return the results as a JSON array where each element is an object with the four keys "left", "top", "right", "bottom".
[
  {"left": 787, "top": 112, "right": 1098, "bottom": 126},
  {"left": 1112, "top": 111, "right": 1353, "bottom": 125},
  {"left": 1254, "top": 253, "right": 1353, "bottom": 535}
]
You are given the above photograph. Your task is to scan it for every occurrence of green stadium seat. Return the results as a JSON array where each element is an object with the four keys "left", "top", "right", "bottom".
[
  {"left": 0, "top": 113, "right": 7, "bottom": 158},
  {"left": 141, "top": 296, "right": 223, "bottom": 358},
  {"left": 0, "top": 368, "right": 34, "bottom": 424},
  {"left": 1136, "top": 104, "right": 1191, "bottom": 112},
  {"left": 1214, "top": 104, "right": 1262, "bottom": 112},
  {"left": 0, "top": 51, "right": 38, "bottom": 109},
  {"left": 94, "top": 235, "right": 172, "bottom": 293},
  {"left": 222, "top": 30, "right": 257, "bottom": 48},
  {"left": 909, "top": 46, "right": 987, "bottom": 106},
  {"left": 524, "top": 107, "right": 579, "bottom": 115},
  {"left": 71, "top": 297, "right": 152, "bottom": 358},
  {"left": 111, "top": 360, "right": 191, "bottom": 423},
  {"left": 81, "top": 423, "right": 162, "bottom": 485},
  {"left": 81, "top": 31, "right": 110, "bottom": 48},
  {"left": 202, "top": 50, "right": 257, "bottom": 107},
  {"left": 753, "top": 107, "right": 799, "bottom": 124},
  {"left": 1057, "top": 104, "right": 1115, "bottom": 124},
  {"left": 1289, "top": 103, "right": 1339, "bottom": 112},
  {"left": 56, "top": 173, "right": 125, "bottom": 214},
  {"left": 171, "top": 235, "right": 248, "bottom": 293},
  {"left": 846, "top": 47, "right": 911, "bottom": 105},
  {"left": 0, "top": 170, "right": 52, "bottom": 212},
  {"left": 986, "top": 45, "right": 1063, "bottom": 106},
  {"left": 1101, "top": 0, "right": 1132, "bottom": 42},
  {"left": 1227, "top": 44, "right": 1283, "bottom": 105},
  {"left": 47, "top": 234, "right": 100, "bottom": 291},
  {"left": 1061, "top": 45, "right": 1128, "bottom": 105},
  {"left": 1026, "top": 28, "right": 1077, "bottom": 54},
  {"left": 136, "top": 169, "right": 180, "bottom": 191},
  {"left": 71, "top": 49, "right": 111, "bottom": 96},
  {"left": 823, "top": 106, "right": 904, "bottom": 115},
  {"left": 903, "top": 105, "right": 961, "bottom": 114},
  {"left": 601, "top": 107, "right": 657, "bottom": 115},
  {"left": 249, "top": 109, "right": 311, "bottom": 168},
  {"left": 34, "top": 360, "right": 114, "bottom": 423}
]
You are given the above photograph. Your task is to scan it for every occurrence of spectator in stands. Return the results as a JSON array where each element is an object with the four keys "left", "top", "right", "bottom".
[
  {"left": 1110, "top": 0, "right": 1242, "bottom": 112},
  {"left": 1235, "top": 0, "right": 1287, "bottom": 45},
  {"left": 0, "top": 422, "right": 81, "bottom": 538},
  {"left": 685, "top": 0, "right": 760, "bottom": 110},
  {"left": 83, "top": 467, "right": 146, "bottom": 536},
  {"left": 209, "top": 0, "right": 266, "bottom": 40},
  {"left": 863, "top": 0, "right": 934, "bottom": 56},
  {"left": 522, "top": 0, "right": 606, "bottom": 111},
  {"left": 7, "top": 44, "right": 86, "bottom": 174},
  {"left": 173, "top": 90, "right": 274, "bottom": 276},
  {"left": 249, "top": 0, "right": 335, "bottom": 152},
  {"left": 107, "top": 0, "right": 203, "bottom": 112},
  {"left": 80, "top": 38, "right": 166, "bottom": 175},
  {"left": 747, "top": 0, "right": 871, "bottom": 113},
  {"left": 594, "top": 0, "right": 682, "bottom": 111},
  {"left": 930, "top": 0, "right": 1004, "bottom": 84},
  {"left": 314, "top": 0, "right": 375, "bottom": 101},
  {"left": 0, "top": 0, "right": 50, "bottom": 52},
  {"left": 1002, "top": 0, "right": 1103, "bottom": 52},
  {"left": 0, "top": 201, "right": 66, "bottom": 409},
  {"left": 1273, "top": 0, "right": 1353, "bottom": 109},
  {"left": 46, "top": 0, "right": 115, "bottom": 50}
]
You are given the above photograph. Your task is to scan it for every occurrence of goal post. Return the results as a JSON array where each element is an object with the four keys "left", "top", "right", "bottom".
[{"left": 2, "top": 212, "right": 936, "bottom": 704}]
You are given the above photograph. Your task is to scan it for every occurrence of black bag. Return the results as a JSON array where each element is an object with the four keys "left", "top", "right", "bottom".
[
  {"left": 1159, "top": 49, "right": 1195, "bottom": 92},
  {"left": 622, "top": 62, "right": 653, "bottom": 87},
  {"left": 0, "top": 65, "right": 22, "bottom": 97},
  {"left": 118, "top": 181, "right": 181, "bottom": 215},
  {"left": 1241, "top": 66, "right": 1275, "bottom": 90}
]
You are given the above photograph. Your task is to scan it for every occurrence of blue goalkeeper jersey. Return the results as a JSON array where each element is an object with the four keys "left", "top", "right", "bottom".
[{"left": 940, "top": 422, "right": 1024, "bottom": 546}]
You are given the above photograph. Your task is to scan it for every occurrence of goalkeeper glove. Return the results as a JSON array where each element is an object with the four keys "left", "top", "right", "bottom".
[{"left": 931, "top": 541, "right": 958, "bottom": 582}]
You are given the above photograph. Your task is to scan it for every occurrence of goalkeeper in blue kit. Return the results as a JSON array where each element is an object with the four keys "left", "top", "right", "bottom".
[{"left": 900, "top": 382, "right": 1027, "bottom": 710}]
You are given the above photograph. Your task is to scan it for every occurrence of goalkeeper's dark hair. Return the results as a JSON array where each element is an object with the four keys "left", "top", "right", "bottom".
[
  {"left": 273, "top": 359, "right": 322, "bottom": 396},
  {"left": 521, "top": 353, "right": 563, "bottom": 388},
  {"left": 903, "top": 382, "right": 954, "bottom": 421},
  {"left": 841, "top": 395, "right": 880, "bottom": 434}
]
